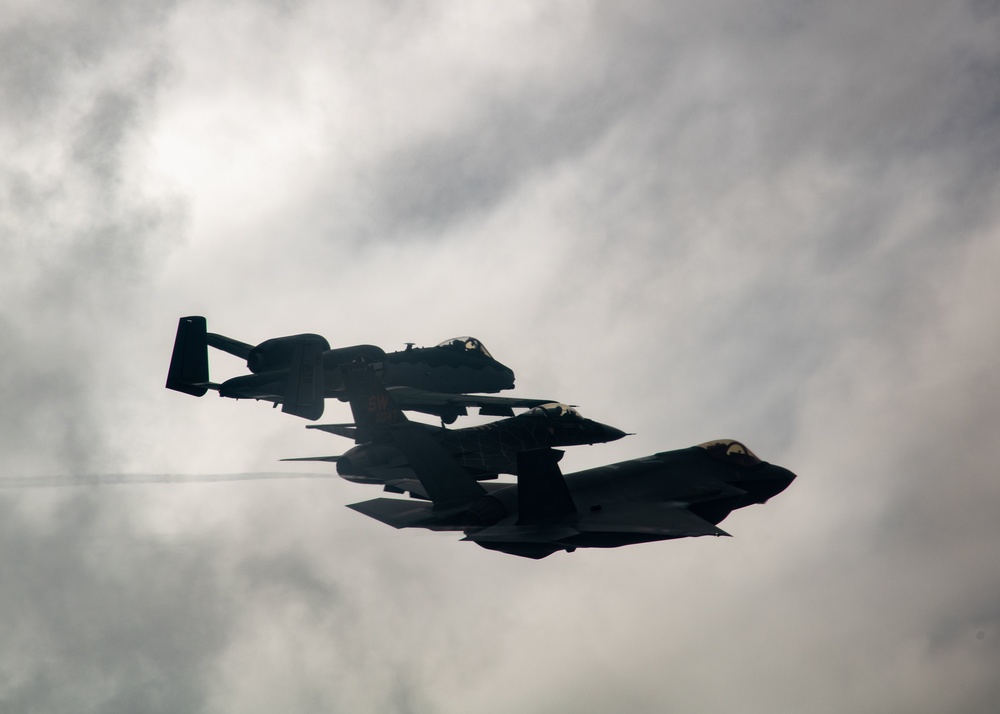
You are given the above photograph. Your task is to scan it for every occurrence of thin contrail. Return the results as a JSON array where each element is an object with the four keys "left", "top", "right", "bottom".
[{"left": 0, "top": 473, "right": 334, "bottom": 488}]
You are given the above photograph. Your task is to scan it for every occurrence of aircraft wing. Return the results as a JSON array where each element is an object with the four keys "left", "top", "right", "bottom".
[
  {"left": 386, "top": 387, "right": 556, "bottom": 417},
  {"left": 306, "top": 423, "right": 359, "bottom": 440}
]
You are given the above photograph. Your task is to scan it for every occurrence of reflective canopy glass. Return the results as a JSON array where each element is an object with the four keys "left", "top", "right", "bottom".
[
  {"left": 435, "top": 336, "right": 494, "bottom": 358},
  {"left": 526, "top": 403, "right": 581, "bottom": 419},
  {"left": 697, "top": 439, "right": 761, "bottom": 467}
]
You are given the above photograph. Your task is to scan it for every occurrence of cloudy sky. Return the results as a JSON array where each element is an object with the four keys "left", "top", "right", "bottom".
[{"left": 2, "top": 1, "right": 999, "bottom": 711}]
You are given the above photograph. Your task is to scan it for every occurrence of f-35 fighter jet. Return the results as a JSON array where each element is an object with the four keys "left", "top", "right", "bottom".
[
  {"left": 165, "top": 316, "right": 551, "bottom": 421},
  {"left": 340, "top": 363, "right": 796, "bottom": 559}
]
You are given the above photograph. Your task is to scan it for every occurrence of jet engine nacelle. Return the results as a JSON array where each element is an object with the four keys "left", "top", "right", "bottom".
[{"left": 246, "top": 334, "right": 331, "bottom": 374}]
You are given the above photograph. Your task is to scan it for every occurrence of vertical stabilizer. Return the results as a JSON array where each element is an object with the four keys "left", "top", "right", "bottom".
[
  {"left": 342, "top": 363, "right": 486, "bottom": 504},
  {"left": 341, "top": 362, "right": 409, "bottom": 442},
  {"left": 516, "top": 449, "right": 577, "bottom": 524},
  {"left": 390, "top": 428, "right": 488, "bottom": 504},
  {"left": 166, "top": 316, "right": 210, "bottom": 396}
]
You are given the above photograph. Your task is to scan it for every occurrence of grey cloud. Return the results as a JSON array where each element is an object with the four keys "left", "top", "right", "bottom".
[
  {"left": 238, "top": 550, "right": 344, "bottom": 612},
  {"left": 72, "top": 90, "right": 143, "bottom": 187},
  {"left": 0, "top": 492, "right": 234, "bottom": 714},
  {"left": 0, "top": 0, "right": 185, "bottom": 476},
  {"left": 508, "top": 0, "right": 1000, "bottom": 425},
  {"left": 0, "top": 0, "right": 174, "bottom": 127},
  {"left": 360, "top": 79, "right": 631, "bottom": 238},
  {"left": 2, "top": 1, "right": 1000, "bottom": 713}
]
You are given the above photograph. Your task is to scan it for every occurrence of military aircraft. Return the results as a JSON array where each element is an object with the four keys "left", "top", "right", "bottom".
[
  {"left": 165, "top": 316, "right": 552, "bottom": 421},
  {"left": 282, "top": 396, "right": 629, "bottom": 485},
  {"left": 339, "top": 363, "right": 796, "bottom": 559}
]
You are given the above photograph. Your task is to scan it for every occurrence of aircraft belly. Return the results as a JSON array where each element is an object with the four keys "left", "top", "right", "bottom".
[
  {"left": 562, "top": 532, "right": 672, "bottom": 549},
  {"left": 571, "top": 503, "right": 730, "bottom": 538},
  {"left": 218, "top": 372, "right": 287, "bottom": 401},
  {"left": 462, "top": 524, "right": 579, "bottom": 543}
]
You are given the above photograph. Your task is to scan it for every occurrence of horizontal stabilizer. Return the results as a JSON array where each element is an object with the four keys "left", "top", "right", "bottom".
[
  {"left": 306, "top": 424, "right": 359, "bottom": 440},
  {"left": 217, "top": 371, "right": 284, "bottom": 401},
  {"left": 348, "top": 498, "right": 435, "bottom": 528},
  {"left": 279, "top": 455, "right": 341, "bottom": 463},
  {"left": 347, "top": 498, "right": 466, "bottom": 530}
]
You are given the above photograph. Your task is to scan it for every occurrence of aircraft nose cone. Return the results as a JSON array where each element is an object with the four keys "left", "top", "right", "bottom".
[
  {"left": 775, "top": 464, "right": 796, "bottom": 484},
  {"left": 603, "top": 425, "right": 628, "bottom": 442},
  {"left": 738, "top": 463, "right": 796, "bottom": 504},
  {"left": 583, "top": 422, "right": 629, "bottom": 444},
  {"left": 491, "top": 362, "right": 516, "bottom": 390},
  {"left": 765, "top": 464, "right": 796, "bottom": 497}
]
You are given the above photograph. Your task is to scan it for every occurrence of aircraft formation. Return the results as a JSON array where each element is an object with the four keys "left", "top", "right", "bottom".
[{"left": 166, "top": 316, "right": 795, "bottom": 559}]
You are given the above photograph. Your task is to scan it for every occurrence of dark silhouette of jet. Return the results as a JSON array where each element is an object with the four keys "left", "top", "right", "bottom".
[
  {"left": 165, "top": 316, "right": 552, "bottom": 421},
  {"left": 338, "top": 363, "right": 796, "bottom": 559},
  {"left": 282, "top": 398, "right": 629, "bottom": 485}
]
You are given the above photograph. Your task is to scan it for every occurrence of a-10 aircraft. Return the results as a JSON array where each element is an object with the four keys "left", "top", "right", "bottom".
[
  {"left": 165, "top": 316, "right": 552, "bottom": 421},
  {"left": 337, "top": 363, "right": 796, "bottom": 559},
  {"left": 282, "top": 401, "right": 629, "bottom": 485}
]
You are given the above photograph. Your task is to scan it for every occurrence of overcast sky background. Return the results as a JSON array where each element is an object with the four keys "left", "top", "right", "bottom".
[{"left": 2, "top": 1, "right": 999, "bottom": 712}]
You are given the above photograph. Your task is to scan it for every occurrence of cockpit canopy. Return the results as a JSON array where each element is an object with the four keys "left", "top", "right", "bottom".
[
  {"left": 525, "top": 403, "right": 581, "bottom": 419},
  {"left": 435, "top": 336, "right": 494, "bottom": 359},
  {"left": 697, "top": 439, "right": 761, "bottom": 467}
]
